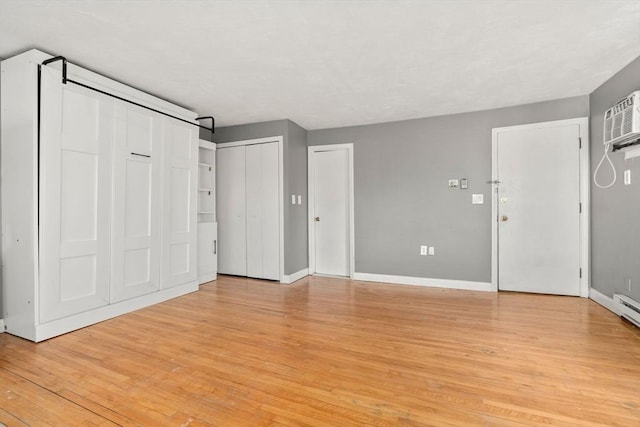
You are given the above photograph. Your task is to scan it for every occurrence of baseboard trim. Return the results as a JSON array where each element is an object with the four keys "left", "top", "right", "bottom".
[
  {"left": 282, "top": 268, "right": 309, "bottom": 284},
  {"left": 198, "top": 272, "right": 217, "bottom": 285},
  {"left": 353, "top": 273, "right": 494, "bottom": 292},
  {"left": 0, "top": 318, "right": 4, "bottom": 333},
  {"left": 589, "top": 287, "right": 619, "bottom": 315}
]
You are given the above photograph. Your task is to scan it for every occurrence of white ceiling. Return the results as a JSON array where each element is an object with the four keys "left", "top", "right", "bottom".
[{"left": 1, "top": 0, "right": 639, "bottom": 130}]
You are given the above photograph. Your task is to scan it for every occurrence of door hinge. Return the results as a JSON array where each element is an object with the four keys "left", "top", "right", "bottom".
[
  {"left": 579, "top": 268, "right": 582, "bottom": 278},
  {"left": 579, "top": 202, "right": 582, "bottom": 213},
  {"left": 578, "top": 137, "right": 582, "bottom": 149}
]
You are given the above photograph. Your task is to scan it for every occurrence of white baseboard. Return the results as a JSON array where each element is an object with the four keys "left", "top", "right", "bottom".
[
  {"left": 0, "top": 318, "right": 4, "bottom": 334},
  {"left": 353, "top": 272, "right": 494, "bottom": 292},
  {"left": 282, "top": 268, "right": 309, "bottom": 284},
  {"left": 589, "top": 287, "right": 619, "bottom": 315},
  {"left": 198, "top": 272, "right": 217, "bottom": 285}
]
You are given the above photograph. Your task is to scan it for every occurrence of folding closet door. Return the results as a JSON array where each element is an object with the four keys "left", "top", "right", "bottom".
[
  {"left": 39, "top": 66, "right": 113, "bottom": 322},
  {"left": 110, "top": 105, "right": 162, "bottom": 302},
  {"left": 246, "top": 142, "right": 280, "bottom": 280},
  {"left": 216, "top": 145, "right": 247, "bottom": 276},
  {"left": 161, "top": 120, "right": 198, "bottom": 289}
]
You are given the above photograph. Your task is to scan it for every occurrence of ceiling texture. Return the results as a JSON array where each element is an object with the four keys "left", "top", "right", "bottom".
[{"left": 1, "top": 0, "right": 639, "bottom": 130}]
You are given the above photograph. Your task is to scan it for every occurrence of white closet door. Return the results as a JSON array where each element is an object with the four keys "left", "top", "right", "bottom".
[
  {"left": 110, "top": 105, "right": 162, "bottom": 302},
  {"left": 246, "top": 142, "right": 279, "bottom": 280},
  {"left": 161, "top": 120, "right": 198, "bottom": 289},
  {"left": 245, "top": 144, "right": 263, "bottom": 278},
  {"left": 39, "top": 67, "right": 113, "bottom": 322},
  {"left": 216, "top": 146, "right": 247, "bottom": 275}
]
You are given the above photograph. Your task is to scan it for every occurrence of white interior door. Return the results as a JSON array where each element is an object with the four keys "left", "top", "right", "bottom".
[
  {"left": 496, "top": 123, "right": 581, "bottom": 295},
  {"left": 161, "top": 120, "right": 198, "bottom": 289},
  {"left": 246, "top": 142, "right": 280, "bottom": 280},
  {"left": 39, "top": 67, "right": 113, "bottom": 322},
  {"left": 110, "top": 105, "right": 162, "bottom": 302},
  {"left": 216, "top": 146, "right": 247, "bottom": 276},
  {"left": 311, "top": 148, "right": 350, "bottom": 277}
]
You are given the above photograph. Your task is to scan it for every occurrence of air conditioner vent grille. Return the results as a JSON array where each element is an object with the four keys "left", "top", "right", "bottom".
[{"left": 603, "top": 91, "right": 640, "bottom": 147}]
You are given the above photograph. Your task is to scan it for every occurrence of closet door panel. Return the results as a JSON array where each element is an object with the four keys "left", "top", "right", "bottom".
[
  {"left": 39, "top": 68, "right": 113, "bottom": 323},
  {"left": 216, "top": 146, "right": 247, "bottom": 276},
  {"left": 161, "top": 121, "right": 198, "bottom": 288},
  {"left": 260, "top": 142, "right": 280, "bottom": 281},
  {"left": 245, "top": 144, "right": 263, "bottom": 278},
  {"left": 110, "top": 105, "right": 161, "bottom": 302}
]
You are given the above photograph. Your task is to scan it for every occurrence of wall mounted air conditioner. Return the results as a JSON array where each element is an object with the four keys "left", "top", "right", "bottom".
[{"left": 604, "top": 90, "right": 640, "bottom": 159}]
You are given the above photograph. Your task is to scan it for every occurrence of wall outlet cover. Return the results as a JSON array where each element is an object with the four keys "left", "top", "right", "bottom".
[
  {"left": 420, "top": 245, "right": 427, "bottom": 255},
  {"left": 448, "top": 179, "right": 459, "bottom": 188},
  {"left": 428, "top": 246, "right": 435, "bottom": 256},
  {"left": 472, "top": 194, "right": 484, "bottom": 204}
]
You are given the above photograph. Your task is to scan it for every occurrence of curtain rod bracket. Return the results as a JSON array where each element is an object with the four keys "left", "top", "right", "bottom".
[
  {"left": 42, "top": 55, "right": 67, "bottom": 84},
  {"left": 196, "top": 116, "right": 215, "bottom": 134}
]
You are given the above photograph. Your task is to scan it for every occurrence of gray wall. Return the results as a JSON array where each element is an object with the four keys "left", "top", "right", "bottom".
[
  {"left": 308, "top": 96, "right": 589, "bottom": 282},
  {"left": 590, "top": 57, "right": 640, "bottom": 300},
  {"left": 285, "top": 121, "right": 309, "bottom": 274},
  {"left": 214, "top": 119, "right": 308, "bottom": 276}
]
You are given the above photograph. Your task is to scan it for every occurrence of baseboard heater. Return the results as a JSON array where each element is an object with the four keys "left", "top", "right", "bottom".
[{"left": 613, "top": 294, "right": 640, "bottom": 327}]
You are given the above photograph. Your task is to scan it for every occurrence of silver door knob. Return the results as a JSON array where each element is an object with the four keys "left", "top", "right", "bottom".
[
  {"left": 315, "top": 217, "right": 320, "bottom": 222},
  {"left": 501, "top": 215, "right": 508, "bottom": 222}
]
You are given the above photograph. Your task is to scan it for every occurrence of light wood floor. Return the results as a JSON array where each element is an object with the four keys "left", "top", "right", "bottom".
[{"left": 1, "top": 275, "right": 639, "bottom": 426}]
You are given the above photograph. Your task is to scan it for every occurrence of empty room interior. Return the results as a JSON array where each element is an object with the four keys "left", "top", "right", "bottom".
[{"left": 1, "top": 0, "right": 640, "bottom": 425}]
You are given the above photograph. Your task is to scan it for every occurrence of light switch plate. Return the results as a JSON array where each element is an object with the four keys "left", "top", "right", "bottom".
[
  {"left": 460, "top": 178, "right": 468, "bottom": 189},
  {"left": 291, "top": 194, "right": 296, "bottom": 204},
  {"left": 420, "top": 245, "right": 427, "bottom": 255},
  {"left": 472, "top": 194, "right": 484, "bottom": 204},
  {"left": 298, "top": 195, "right": 302, "bottom": 204},
  {"left": 624, "top": 169, "right": 631, "bottom": 185},
  {"left": 428, "top": 246, "right": 435, "bottom": 256}
]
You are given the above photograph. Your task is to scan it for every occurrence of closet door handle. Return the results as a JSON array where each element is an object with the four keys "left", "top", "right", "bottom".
[
  {"left": 131, "top": 152, "right": 151, "bottom": 158},
  {"left": 213, "top": 240, "right": 217, "bottom": 255}
]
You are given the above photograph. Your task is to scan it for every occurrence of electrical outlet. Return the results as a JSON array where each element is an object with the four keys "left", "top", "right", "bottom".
[
  {"left": 428, "top": 246, "right": 435, "bottom": 256},
  {"left": 291, "top": 194, "right": 296, "bottom": 205},
  {"left": 298, "top": 195, "right": 302, "bottom": 204},
  {"left": 420, "top": 245, "right": 427, "bottom": 255}
]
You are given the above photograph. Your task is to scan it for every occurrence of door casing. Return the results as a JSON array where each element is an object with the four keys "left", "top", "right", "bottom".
[
  {"left": 490, "top": 117, "right": 590, "bottom": 297},
  {"left": 308, "top": 144, "right": 355, "bottom": 278}
]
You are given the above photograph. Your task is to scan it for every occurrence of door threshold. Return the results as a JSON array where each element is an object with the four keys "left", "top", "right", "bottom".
[{"left": 311, "top": 273, "right": 350, "bottom": 279}]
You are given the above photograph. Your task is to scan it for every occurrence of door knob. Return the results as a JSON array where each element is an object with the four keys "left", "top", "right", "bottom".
[
  {"left": 501, "top": 215, "right": 508, "bottom": 222},
  {"left": 315, "top": 217, "right": 320, "bottom": 222}
]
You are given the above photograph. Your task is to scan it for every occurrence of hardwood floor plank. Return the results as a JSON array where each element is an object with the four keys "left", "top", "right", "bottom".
[{"left": 1, "top": 275, "right": 639, "bottom": 426}]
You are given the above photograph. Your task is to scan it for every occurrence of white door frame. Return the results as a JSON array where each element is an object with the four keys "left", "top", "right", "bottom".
[
  {"left": 308, "top": 144, "right": 355, "bottom": 278},
  {"left": 490, "top": 117, "right": 590, "bottom": 297},
  {"left": 216, "top": 136, "right": 285, "bottom": 283}
]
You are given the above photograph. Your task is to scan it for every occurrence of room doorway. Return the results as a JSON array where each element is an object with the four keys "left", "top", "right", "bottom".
[
  {"left": 491, "top": 118, "right": 590, "bottom": 296},
  {"left": 308, "top": 144, "right": 354, "bottom": 278}
]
